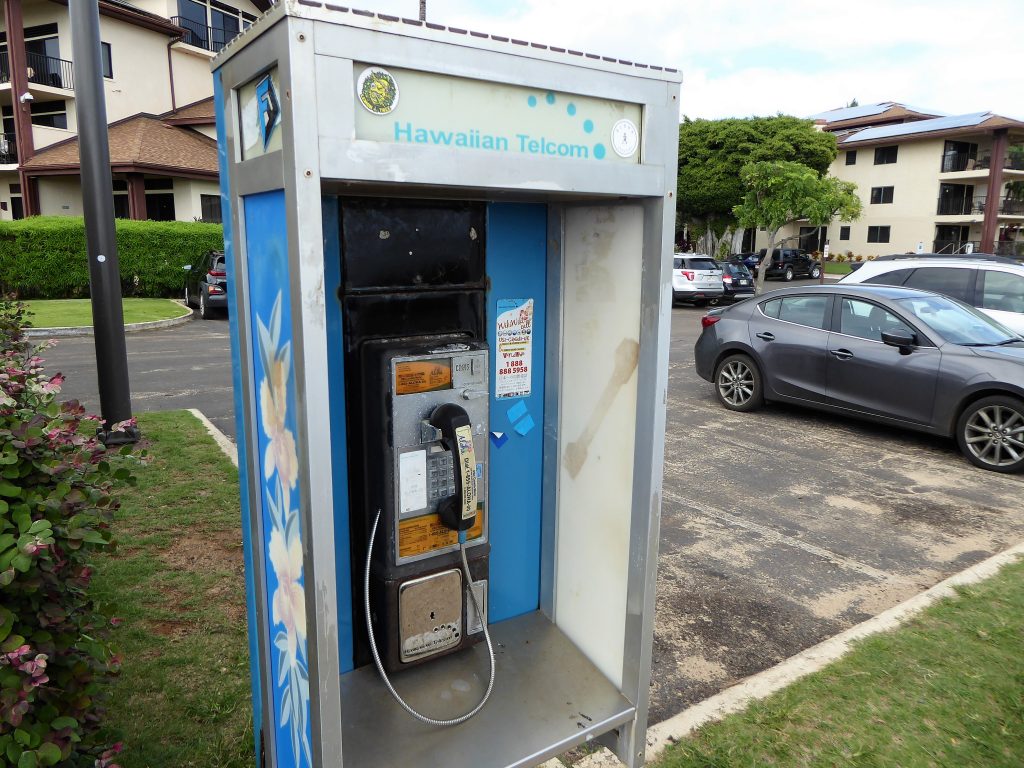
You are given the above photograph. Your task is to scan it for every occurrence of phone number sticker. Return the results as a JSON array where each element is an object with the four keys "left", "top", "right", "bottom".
[{"left": 495, "top": 298, "right": 533, "bottom": 400}]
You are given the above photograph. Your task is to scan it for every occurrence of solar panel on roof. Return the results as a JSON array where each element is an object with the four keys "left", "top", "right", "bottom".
[
  {"left": 808, "top": 103, "right": 892, "bottom": 122},
  {"left": 841, "top": 112, "right": 992, "bottom": 143}
]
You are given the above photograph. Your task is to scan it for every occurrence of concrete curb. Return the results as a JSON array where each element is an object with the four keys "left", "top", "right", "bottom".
[
  {"left": 644, "top": 541, "right": 1024, "bottom": 762},
  {"left": 25, "top": 301, "right": 194, "bottom": 338},
  {"left": 187, "top": 408, "right": 238, "bottom": 467}
]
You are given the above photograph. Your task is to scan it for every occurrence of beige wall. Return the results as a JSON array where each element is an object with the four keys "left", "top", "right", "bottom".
[
  {"left": 0, "top": 171, "right": 19, "bottom": 221},
  {"left": 169, "top": 48, "right": 216, "bottom": 109},
  {"left": 173, "top": 177, "right": 221, "bottom": 221},
  {"left": 38, "top": 176, "right": 84, "bottom": 216},
  {"left": 102, "top": 21, "right": 174, "bottom": 122}
]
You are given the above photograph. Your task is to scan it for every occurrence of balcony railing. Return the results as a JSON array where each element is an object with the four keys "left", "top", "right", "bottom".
[
  {"left": 171, "top": 17, "right": 240, "bottom": 53},
  {"left": 933, "top": 239, "right": 981, "bottom": 254},
  {"left": 0, "top": 133, "right": 16, "bottom": 165},
  {"left": 937, "top": 196, "right": 1024, "bottom": 216},
  {"left": 0, "top": 49, "right": 73, "bottom": 90}
]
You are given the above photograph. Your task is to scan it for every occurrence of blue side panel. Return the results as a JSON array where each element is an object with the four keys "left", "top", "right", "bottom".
[
  {"left": 486, "top": 203, "right": 547, "bottom": 623},
  {"left": 322, "top": 196, "right": 354, "bottom": 673},
  {"left": 245, "top": 190, "right": 313, "bottom": 767},
  {"left": 214, "top": 74, "right": 263, "bottom": 761}
]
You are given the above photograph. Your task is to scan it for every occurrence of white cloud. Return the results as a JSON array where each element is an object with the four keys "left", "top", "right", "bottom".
[{"left": 359, "top": 0, "right": 1024, "bottom": 119}]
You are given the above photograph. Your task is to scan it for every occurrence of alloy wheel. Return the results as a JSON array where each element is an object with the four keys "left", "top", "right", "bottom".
[
  {"left": 717, "top": 360, "right": 755, "bottom": 407},
  {"left": 963, "top": 404, "right": 1024, "bottom": 468}
]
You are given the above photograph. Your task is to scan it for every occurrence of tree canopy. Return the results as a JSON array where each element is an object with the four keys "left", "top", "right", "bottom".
[
  {"left": 733, "top": 160, "right": 862, "bottom": 293},
  {"left": 676, "top": 116, "right": 839, "bottom": 230}
]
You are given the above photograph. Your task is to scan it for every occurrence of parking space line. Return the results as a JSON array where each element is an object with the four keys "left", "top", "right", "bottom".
[{"left": 664, "top": 489, "right": 890, "bottom": 581}]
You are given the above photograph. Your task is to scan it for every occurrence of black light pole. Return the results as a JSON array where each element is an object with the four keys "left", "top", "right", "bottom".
[
  {"left": 419, "top": 0, "right": 426, "bottom": 21},
  {"left": 70, "top": 0, "right": 138, "bottom": 444}
]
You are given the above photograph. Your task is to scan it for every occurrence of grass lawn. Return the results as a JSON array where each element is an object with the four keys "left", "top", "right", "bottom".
[
  {"left": 655, "top": 557, "right": 1024, "bottom": 768},
  {"left": 824, "top": 261, "right": 853, "bottom": 275},
  {"left": 25, "top": 299, "right": 188, "bottom": 328},
  {"left": 91, "top": 411, "right": 254, "bottom": 768}
]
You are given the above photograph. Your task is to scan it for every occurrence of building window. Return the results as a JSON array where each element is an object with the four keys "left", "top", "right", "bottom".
[
  {"left": 874, "top": 146, "right": 898, "bottom": 165},
  {"left": 177, "top": 0, "right": 257, "bottom": 51},
  {"left": 101, "top": 42, "right": 113, "bottom": 78},
  {"left": 112, "top": 179, "right": 129, "bottom": 218},
  {"left": 200, "top": 193, "right": 222, "bottom": 223},
  {"left": 840, "top": 226, "right": 850, "bottom": 241},
  {"left": 870, "top": 186, "right": 894, "bottom": 204},
  {"left": 867, "top": 226, "right": 891, "bottom": 243},
  {"left": 845, "top": 150, "right": 857, "bottom": 165},
  {"left": 28, "top": 100, "right": 67, "bottom": 130},
  {"left": 144, "top": 178, "right": 175, "bottom": 221}
]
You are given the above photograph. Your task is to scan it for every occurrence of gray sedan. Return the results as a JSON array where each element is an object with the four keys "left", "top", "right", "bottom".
[{"left": 694, "top": 284, "right": 1024, "bottom": 473}]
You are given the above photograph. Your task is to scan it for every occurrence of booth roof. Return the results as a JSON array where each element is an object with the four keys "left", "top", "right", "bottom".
[
  {"left": 22, "top": 114, "right": 219, "bottom": 177},
  {"left": 217, "top": 0, "right": 679, "bottom": 77}
]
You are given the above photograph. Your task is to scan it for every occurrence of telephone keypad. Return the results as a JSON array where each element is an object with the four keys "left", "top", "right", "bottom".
[{"left": 427, "top": 451, "right": 456, "bottom": 502}]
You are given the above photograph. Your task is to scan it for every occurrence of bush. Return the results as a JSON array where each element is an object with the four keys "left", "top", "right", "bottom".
[
  {"left": 0, "top": 301, "right": 132, "bottom": 767},
  {"left": 0, "top": 218, "right": 225, "bottom": 299}
]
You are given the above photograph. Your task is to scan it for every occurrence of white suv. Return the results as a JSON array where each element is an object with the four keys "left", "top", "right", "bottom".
[
  {"left": 672, "top": 254, "right": 724, "bottom": 305},
  {"left": 841, "top": 257, "right": 1024, "bottom": 335}
]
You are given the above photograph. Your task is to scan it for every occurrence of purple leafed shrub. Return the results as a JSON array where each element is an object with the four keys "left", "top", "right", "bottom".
[{"left": 0, "top": 300, "right": 134, "bottom": 768}]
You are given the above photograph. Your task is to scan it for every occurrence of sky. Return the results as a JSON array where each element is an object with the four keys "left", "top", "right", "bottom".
[{"left": 354, "top": 0, "right": 1023, "bottom": 121}]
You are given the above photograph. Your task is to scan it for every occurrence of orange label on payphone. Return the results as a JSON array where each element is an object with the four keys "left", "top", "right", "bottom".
[
  {"left": 398, "top": 508, "right": 484, "bottom": 558},
  {"left": 395, "top": 360, "right": 452, "bottom": 395}
]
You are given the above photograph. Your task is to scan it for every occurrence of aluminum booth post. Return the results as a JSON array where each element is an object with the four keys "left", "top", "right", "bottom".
[{"left": 213, "top": 5, "right": 680, "bottom": 767}]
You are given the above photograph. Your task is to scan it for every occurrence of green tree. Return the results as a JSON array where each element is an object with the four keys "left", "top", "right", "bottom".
[
  {"left": 733, "top": 161, "right": 862, "bottom": 294},
  {"left": 676, "top": 116, "right": 838, "bottom": 255}
]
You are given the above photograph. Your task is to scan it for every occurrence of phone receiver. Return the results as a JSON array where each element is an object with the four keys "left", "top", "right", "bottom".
[{"left": 429, "top": 402, "right": 478, "bottom": 532}]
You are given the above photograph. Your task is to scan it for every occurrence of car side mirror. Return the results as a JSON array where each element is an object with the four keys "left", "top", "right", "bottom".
[
  {"left": 182, "top": 264, "right": 192, "bottom": 271},
  {"left": 881, "top": 328, "right": 916, "bottom": 354}
]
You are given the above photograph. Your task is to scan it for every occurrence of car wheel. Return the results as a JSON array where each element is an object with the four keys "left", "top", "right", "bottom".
[
  {"left": 783, "top": 266, "right": 794, "bottom": 282},
  {"left": 714, "top": 354, "right": 763, "bottom": 412},
  {"left": 199, "top": 289, "right": 213, "bottom": 320},
  {"left": 693, "top": 299, "right": 707, "bottom": 308},
  {"left": 709, "top": 297, "right": 720, "bottom": 306},
  {"left": 810, "top": 265, "right": 822, "bottom": 279},
  {"left": 957, "top": 396, "right": 1024, "bottom": 473}
]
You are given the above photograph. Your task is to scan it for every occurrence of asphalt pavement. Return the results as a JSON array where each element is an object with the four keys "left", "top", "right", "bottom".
[
  {"left": 48, "top": 313, "right": 236, "bottom": 439},
  {"left": 42, "top": 282, "right": 1024, "bottom": 728}
]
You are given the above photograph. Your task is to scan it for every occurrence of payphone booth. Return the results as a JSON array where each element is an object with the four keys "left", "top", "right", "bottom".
[{"left": 213, "top": 5, "right": 680, "bottom": 767}]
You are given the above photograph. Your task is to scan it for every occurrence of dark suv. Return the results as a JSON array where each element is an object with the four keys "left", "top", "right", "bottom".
[
  {"left": 755, "top": 248, "right": 822, "bottom": 281},
  {"left": 184, "top": 250, "right": 227, "bottom": 319}
]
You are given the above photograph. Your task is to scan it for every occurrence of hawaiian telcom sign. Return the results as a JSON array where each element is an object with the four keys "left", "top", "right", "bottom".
[
  {"left": 353, "top": 64, "right": 643, "bottom": 164},
  {"left": 240, "top": 68, "right": 283, "bottom": 161}
]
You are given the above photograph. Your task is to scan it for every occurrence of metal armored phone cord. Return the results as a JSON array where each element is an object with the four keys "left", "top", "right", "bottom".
[{"left": 363, "top": 510, "right": 496, "bottom": 726}]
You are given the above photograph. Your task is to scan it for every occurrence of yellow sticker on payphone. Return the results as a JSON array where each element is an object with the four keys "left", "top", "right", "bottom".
[
  {"left": 394, "top": 360, "right": 452, "bottom": 395},
  {"left": 398, "top": 508, "right": 484, "bottom": 558}
]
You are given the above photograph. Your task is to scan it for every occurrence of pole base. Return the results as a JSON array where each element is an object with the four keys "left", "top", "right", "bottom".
[{"left": 98, "top": 425, "right": 141, "bottom": 446}]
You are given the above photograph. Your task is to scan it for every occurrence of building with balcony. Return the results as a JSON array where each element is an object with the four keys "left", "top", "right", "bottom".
[
  {"left": 0, "top": 0, "right": 265, "bottom": 222},
  {"left": 753, "top": 102, "right": 1024, "bottom": 259}
]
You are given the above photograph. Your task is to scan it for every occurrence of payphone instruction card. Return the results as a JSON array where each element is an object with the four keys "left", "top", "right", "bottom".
[{"left": 495, "top": 298, "right": 534, "bottom": 399}]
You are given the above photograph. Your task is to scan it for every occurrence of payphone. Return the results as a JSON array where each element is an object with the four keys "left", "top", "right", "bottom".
[
  {"left": 339, "top": 200, "right": 495, "bottom": 722},
  {"left": 359, "top": 340, "right": 494, "bottom": 723}
]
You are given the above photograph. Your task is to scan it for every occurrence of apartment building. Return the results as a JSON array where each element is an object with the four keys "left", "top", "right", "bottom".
[
  {"left": 754, "top": 102, "right": 1024, "bottom": 258},
  {"left": 0, "top": 0, "right": 266, "bottom": 222}
]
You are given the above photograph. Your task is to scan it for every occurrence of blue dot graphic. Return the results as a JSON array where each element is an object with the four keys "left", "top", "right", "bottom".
[
  {"left": 594, "top": 143, "right": 606, "bottom": 160},
  {"left": 583, "top": 119, "right": 594, "bottom": 134},
  {"left": 567, "top": 103, "right": 577, "bottom": 116},
  {"left": 527, "top": 95, "right": 537, "bottom": 108},
  {"left": 546, "top": 92, "right": 556, "bottom": 105}
]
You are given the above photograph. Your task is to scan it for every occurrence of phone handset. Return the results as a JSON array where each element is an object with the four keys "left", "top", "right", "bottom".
[{"left": 429, "top": 403, "right": 477, "bottom": 532}]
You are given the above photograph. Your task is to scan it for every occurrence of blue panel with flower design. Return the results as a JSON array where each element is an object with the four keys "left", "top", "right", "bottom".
[{"left": 244, "top": 190, "right": 312, "bottom": 767}]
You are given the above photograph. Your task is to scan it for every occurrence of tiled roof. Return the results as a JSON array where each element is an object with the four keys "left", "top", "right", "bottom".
[
  {"left": 165, "top": 97, "right": 215, "bottom": 123},
  {"left": 23, "top": 115, "right": 218, "bottom": 175}
]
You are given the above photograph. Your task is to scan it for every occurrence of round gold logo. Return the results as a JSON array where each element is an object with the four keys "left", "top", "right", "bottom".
[{"left": 357, "top": 67, "right": 399, "bottom": 115}]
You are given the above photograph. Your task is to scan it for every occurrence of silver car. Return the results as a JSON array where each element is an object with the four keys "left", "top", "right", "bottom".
[
  {"left": 673, "top": 255, "right": 724, "bottom": 305},
  {"left": 694, "top": 284, "right": 1024, "bottom": 473}
]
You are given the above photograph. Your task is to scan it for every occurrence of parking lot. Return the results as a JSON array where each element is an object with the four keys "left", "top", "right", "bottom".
[
  {"left": 651, "top": 296, "right": 1024, "bottom": 724},
  {"left": 48, "top": 294, "right": 1024, "bottom": 727}
]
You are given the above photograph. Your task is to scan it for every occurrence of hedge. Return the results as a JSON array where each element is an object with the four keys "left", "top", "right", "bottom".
[{"left": 0, "top": 217, "right": 225, "bottom": 299}]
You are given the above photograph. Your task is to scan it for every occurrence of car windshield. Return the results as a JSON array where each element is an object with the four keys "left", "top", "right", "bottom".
[
  {"left": 895, "top": 295, "right": 1022, "bottom": 346},
  {"left": 687, "top": 259, "right": 719, "bottom": 271}
]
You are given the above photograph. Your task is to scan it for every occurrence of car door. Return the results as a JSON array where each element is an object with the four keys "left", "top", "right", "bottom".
[
  {"left": 976, "top": 268, "right": 1024, "bottom": 335},
  {"left": 750, "top": 294, "right": 832, "bottom": 403},
  {"left": 826, "top": 297, "right": 941, "bottom": 425}
]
